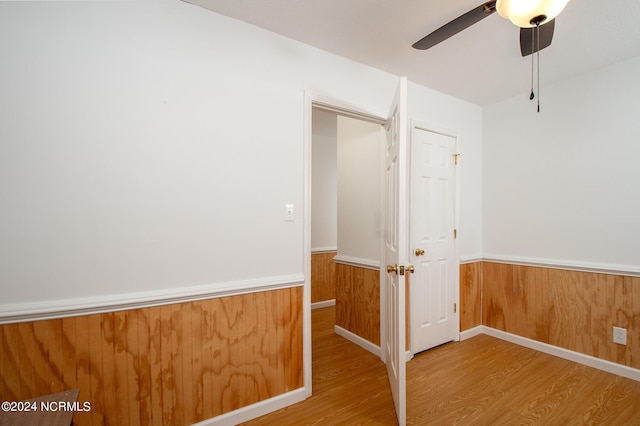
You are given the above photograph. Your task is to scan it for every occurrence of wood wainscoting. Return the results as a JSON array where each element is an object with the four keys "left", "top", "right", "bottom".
[
  {"left": 482, "top": 262, "right": 640, "bottom": 370},
  {"left": 459, "top": 260, "right": 640, "bottom": 372},
  {"left": 0, "top": 287, "right": 303, "bottom": 425},
  {"left": 460, "top": 261, "right": 482, "bottom": 332},
  {"left": 311, "top": 251, "right": 337, "bottom": 304},
  {"left": 335, "top": 263, "right": 380, "bottom": 346}
]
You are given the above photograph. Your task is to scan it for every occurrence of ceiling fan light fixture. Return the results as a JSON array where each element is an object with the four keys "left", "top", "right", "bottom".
[{"left": 496, "top": 0, "right": 570, "bottom": 28}]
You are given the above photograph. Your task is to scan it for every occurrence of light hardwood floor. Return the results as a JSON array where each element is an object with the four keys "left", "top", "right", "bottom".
[{"left": 243, "top": 306, "right": 640, "bottom": 425}]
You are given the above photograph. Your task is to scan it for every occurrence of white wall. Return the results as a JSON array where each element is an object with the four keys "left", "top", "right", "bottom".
[
  {"left": 336, "top": 116, "right": 384, "bottom": 265},
  {"left": 483, "top": 55, "right": 640, "bottom": 269},
  {"left": 0, "top": 0, "right": 483, "bottom": 311},
  {"left": 407, "top": 82, "right": 484, "bottom": 260},
  {"left": 311, "top": 109, "right": 337, "bottom": 251},
  {"left": 0, "top": 0, "right": 400, "bottom": 308}
]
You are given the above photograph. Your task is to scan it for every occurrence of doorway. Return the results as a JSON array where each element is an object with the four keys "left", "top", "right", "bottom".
[
  {"left": 303, "top": 93, "right": 388, "bottom": 396},
  {"left": 310, "top": 107, "right": 385, "bottom": 347}
]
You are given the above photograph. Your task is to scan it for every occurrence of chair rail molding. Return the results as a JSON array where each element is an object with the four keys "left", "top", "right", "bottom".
[{"left": 0, "top": 274, "right": 305, "bottom": 324}]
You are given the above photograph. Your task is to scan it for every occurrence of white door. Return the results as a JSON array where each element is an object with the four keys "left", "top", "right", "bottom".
[
  {"left": 409, "top": 126, "right": 458, "bottom": 354},
  {"left": 382, "top": 77, "right": 408, "bottom": 425}
]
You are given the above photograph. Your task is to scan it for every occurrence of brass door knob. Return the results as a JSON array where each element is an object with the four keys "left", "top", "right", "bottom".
[
  {"left": 415, "top": 248, "right": 425, "bottom": 256},
  {"left": 386, "top": 264, "right": 398, "bottom": 274},
  {"left": 407, "top": 265, "right": 415, "bottom": 274}
]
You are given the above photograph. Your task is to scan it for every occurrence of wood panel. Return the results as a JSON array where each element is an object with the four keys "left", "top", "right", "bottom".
[
  {"left": 0, "top": 287, "right": 303, "bottom": 425},
  {"left": 460, "top": 262, "right": 482, "bottom": 331},
  {"left": 335, "top": 263, "right": 380, "bottom": 345},
  {"left": 311, "top": 251, "right": 337, "bottom": 303},
  {"left": 483, "top": 262, "right": 640, "bottom": 370}
]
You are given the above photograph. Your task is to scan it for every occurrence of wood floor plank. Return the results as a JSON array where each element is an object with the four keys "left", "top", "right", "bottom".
[
  {"left": 243, "top": 306, "right": 640, "bottom": 425},
  {"left": 407, "top": 334, "right": 640, "bottom": 425},
  {"left": 242, "top": 306, "right": 396, "bottom": 426}
]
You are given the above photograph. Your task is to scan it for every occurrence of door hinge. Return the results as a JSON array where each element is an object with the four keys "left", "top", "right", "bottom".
[
  {"left": 454, "top": 154, "right": 460, "bottom": 165},
  {"left": 454, "top": 229, "right": 457, "bottom": 239},
  {"left": 453, "top": 303, "right": 457, "bottom": 314}
]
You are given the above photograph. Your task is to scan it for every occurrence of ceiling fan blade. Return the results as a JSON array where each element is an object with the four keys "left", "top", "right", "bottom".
[
  {"left": 520, "top": 19, "right": 555, "bottom": 57},
  {"left": 412, "top": 1, "right": 496, "bottom": 50}
]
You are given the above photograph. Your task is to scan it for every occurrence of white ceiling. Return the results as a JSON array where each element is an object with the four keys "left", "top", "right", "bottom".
[{"left": 186, "top": 0, "right": 640, "bottom": 106}]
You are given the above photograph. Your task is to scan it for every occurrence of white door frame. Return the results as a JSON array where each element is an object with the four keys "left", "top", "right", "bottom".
[
  {"left": 303, "top": 90, "right": 387, "bottom": 396},
  {"left": 409, "top": 120, "right": 461, "bottom": 354}
]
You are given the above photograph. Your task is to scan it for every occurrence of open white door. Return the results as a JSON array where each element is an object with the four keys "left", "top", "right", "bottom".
[{"left": 382, "top": 77, "right": 408, "bottom": 425}]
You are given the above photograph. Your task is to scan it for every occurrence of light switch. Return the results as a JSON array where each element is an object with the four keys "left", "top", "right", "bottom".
[{"left": 285, "top": 204, "right": 294, "bottom": 222}]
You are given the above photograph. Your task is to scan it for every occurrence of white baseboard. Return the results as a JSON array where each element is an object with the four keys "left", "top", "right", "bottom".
[
  {"left": 459, "top": 325, "right": 484, "bottom": 341},
  {"left": 311, "top": 299, "right": 336, "bottom": 309},
  {"left": 334, "top": 325, "right": 381, "bottom": 357},
  {"left": 334, "top": 325, "right": 413, "bottom": 361},
  {"left": 311, "top": 247, "right": 337, "bottom": 254},
  {"left": 192, "top": 388, "right": 307, "bottom": 426},
  {"left": 477, "top": 326, "right": 640, "bottom": 382}
]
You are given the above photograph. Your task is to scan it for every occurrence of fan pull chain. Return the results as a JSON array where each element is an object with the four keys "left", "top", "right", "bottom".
[
  {"left": 536, "top": 22, "right": 541, "bottom": 113},
  {"left": 529, "top": 22, "right": 542, "bottom": 112},
  {"left": 530, "top": 26, "right": 535, "bottom": 101}
]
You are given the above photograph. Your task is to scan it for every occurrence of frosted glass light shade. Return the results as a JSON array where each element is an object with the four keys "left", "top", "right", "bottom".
[{"left": 496, "top": 0, "right": 570, "bottom": 28}]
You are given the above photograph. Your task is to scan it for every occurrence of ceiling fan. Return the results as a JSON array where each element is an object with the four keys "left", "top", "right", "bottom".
[
  {"left": 413, "top": 0, "right": 571, "bottom": 111},
  {"left": 412, "top": 0, "right": 570, "bottom": 57}
]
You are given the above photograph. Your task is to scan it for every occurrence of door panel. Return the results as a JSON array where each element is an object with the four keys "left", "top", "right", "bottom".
[
  {"left": 410, "top": 127, "right": 457, "bottom": 354},
  {"left": 383, "top": 77, "right": 407, "bottom": 425}
]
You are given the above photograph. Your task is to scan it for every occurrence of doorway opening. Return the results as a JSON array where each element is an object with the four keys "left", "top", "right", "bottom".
[
  {"left": 303, "top": 93, "right": 387, "bottom": 396},
  {"left": 303, "top": 81, "right": 459, "bottom": 424}
]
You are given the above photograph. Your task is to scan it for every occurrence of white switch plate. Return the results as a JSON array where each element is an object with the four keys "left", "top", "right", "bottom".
[
  {"left": 613, "top": 326, "right": 627, "bottom": 345},
  {"left": 285, "top": 204, "right": 294, "bottom": 222}
]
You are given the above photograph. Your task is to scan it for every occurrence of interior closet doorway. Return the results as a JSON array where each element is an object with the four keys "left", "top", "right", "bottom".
[{"left": 306, "top": 98, "right": 387, "bottom": 395}]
